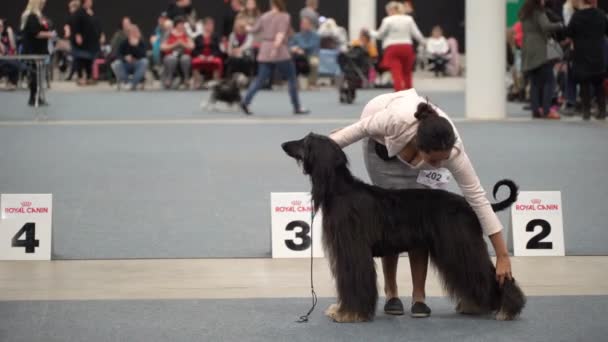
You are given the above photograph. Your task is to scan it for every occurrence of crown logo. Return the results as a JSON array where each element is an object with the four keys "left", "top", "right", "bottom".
[
  {"left": 291, "top": 200, "right": 302, "bottom": 206},
  {"left": 531, "top": 199, "right": 541, "bottom": 204},
  {"left": 21, "top": 201, "right": 32, "bottom": 207}
]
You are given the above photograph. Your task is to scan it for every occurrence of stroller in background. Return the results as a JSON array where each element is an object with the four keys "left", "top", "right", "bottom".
[{"left": 337, "top": 46, "right": 370, "bottom": 104}]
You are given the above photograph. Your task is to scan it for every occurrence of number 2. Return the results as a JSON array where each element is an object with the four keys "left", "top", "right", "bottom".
[
  {"left": 12, "top": 222, "right": 39, "bottom": 253},
  {"left": 285, "top": 220, "right": 311, "bottom": 251},
  {"left": 526, "top": 219, "right": 552, "bottom": 249}
]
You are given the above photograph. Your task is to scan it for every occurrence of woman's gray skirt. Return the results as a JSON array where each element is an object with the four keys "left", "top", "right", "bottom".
[{"left": 362, "top": 138, "right": 430, "bottom": 190}]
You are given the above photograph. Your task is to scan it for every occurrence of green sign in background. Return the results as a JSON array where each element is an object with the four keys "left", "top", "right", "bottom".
[{"left": 507, "top": 0, "right": 526, "bottom": 26}]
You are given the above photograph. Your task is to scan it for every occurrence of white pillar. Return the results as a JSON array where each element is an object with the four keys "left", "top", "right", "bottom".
[
  {"left": 348, "top": 0, "right": 376, "bottom": 40},
  {"left": 465, "top": 0, "right": 506, "bottom": 119}
]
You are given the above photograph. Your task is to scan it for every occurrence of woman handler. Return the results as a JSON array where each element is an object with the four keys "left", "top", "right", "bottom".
[{"left": 329, "top": 89, "right": 513, "bottom": 318}]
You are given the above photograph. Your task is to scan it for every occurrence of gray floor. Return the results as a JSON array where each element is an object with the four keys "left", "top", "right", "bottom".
[
  {"left": 0, "top": 90, "right": 606, "bottom": 258},
  {"left": 0, "top": 121, "right": 606, "bottom": 259},
  {"left": 1, "top": 296, "right": 606, "bottom": 342},
  {"left": 0, "top": 89, "right": 528, "bottom": 120}
]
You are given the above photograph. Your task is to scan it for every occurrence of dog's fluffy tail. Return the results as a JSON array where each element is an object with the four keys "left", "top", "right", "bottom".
[{"left": 491, "top": 179, "right": 518, "bottom": 212}]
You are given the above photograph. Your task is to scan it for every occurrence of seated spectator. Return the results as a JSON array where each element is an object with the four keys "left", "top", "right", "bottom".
[
  {"left": 225, "top": 18, "right": 255, "bottom": 78},
  {"left": 222, "top": 0, "right": 244, "bottom": 39},
  {"left": 150, "top": 12, "right": 170, "bottom": 75},
  {"left": 110, "top": 17, "right": 131, "bottom": 56},
  {"left": 289, "top": 16, "right": 320, "bottom": 88},
  {"left": 351, "top": 29, "right": 378, "bottom": 61},
  {"left": 111, "top": 25, "right": 148, "bottom": 90},
  {"left": 425, "top": 25, "right": 450, "bottom": 77},
  {"left": 0, "top": 18, "right": 18, "bottom": 90},
  {"left": 318, "top": 18, "right": 348, "bottom": 51},
  {"left": 192, "top": 17, "right": 224, "bottom": 85},
  {"left": 237, "top": 0, "right": 261, "bottom": 28},
  {"left": 161, "top": 17, "right": 194, "bottom": 89}
]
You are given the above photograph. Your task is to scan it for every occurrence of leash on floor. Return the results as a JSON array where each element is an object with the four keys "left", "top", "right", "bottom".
[{"left": 296, "top": 200, "right": 318, "bottom": 323}]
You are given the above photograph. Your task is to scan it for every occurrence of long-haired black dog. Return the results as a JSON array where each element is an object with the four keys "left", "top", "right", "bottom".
[{"left": 282, "top": 133, "right": 526, "bottom": 323}]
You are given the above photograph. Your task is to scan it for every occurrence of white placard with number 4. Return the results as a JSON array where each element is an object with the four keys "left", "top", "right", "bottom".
[
  {"left": 271, "top": 192, "right": 324, "bottom": 258},
  {"left": 0, "top": 194, "right": 52, "bottom": 260},
  {"left": 511, "top": 191, "right": 565, "bottom": 256}
]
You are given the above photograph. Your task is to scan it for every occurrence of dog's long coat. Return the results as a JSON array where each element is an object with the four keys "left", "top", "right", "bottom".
[{"left": 282, "top": 133, "right": 526, "bottom": 323}]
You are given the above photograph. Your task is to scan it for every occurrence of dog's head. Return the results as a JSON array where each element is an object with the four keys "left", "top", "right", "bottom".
[{"left": 281, "top": 133, "right": 348, "bottom": 175}]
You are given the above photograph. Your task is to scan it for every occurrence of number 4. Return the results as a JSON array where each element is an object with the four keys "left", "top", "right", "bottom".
[{"left": 12, "top": 223, "right": 39, "bottom": 253}]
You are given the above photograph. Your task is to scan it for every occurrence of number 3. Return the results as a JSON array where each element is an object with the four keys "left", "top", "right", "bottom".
[
  {"left": 285, "top": 220, "right": 311, "bottom": 251},
  {"left": 526, "top": 219, "right": 552, "bottom": 249}
]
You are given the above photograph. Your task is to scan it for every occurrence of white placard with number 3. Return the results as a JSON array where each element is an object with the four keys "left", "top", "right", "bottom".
[{"left": 271, "top": 192, "right": 324, "bottom": 258}]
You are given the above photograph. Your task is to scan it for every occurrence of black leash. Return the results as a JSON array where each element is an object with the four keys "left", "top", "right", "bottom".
[{"left": 296, "top": 200, "right": 318, "bottom": 323}]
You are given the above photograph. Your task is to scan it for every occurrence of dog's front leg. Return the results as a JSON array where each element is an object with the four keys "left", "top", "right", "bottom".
[{"left": 328, "top": 250, "right": 377, "bottom": 323}]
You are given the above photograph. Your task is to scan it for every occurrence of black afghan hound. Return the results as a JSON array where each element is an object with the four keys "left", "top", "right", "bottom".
[{"left": 281, "top": 133, "right": 526, "bottom": 323}]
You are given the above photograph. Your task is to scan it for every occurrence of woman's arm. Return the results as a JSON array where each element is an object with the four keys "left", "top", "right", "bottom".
[
  {"left": 446, "top": 147, "right": 513, "bottom": 284},
  {"left": 537, "top": 10, "right": 563, "bottom": 35},
  {"left": 373, "top": 18, "right": 389, "bottom": 41},
  {"left": 409, "top": 18, "right": 425, "bottom": 44}
]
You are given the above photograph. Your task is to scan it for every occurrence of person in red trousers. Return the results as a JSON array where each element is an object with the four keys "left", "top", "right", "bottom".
[{"left": 374, "top": 1, "right": 425, "bottom": 91}]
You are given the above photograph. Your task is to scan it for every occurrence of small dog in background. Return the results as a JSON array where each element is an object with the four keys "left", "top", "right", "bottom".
[{"left": 200, "top": 73, "right": 248, "bottom": 111}]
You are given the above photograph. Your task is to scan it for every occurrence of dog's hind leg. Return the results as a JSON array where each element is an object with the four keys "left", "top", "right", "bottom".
[{"left": 328, "top": 249, "right": 377, "bottom": 323}]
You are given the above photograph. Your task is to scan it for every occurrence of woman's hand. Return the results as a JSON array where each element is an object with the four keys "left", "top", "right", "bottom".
[
  {"left": 488, "top": 231, "right": 513, "bottom": 287},
  {"left": 495, "top": 255, "right": 513, "bottom": 286}
]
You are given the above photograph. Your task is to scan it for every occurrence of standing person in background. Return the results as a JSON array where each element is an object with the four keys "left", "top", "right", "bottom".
[
  {"left": 240, "top": 0, "right": 309, "bottom": 115},
  {"left": 300, "top": 0, "right": 320, "bottom": 29},
  {"left": 223, "top": 0, "right": 244, "bottom": 39},
  {"left": 161, "top": 17, "right": 194, "bottom": 89},
  {"left": 374, "top": 1, "right": 425, "bottom": 91},
  {"left": 519, "top": 0, "right": 563, "bottom": 119},
  {"left": 566, "top": 0, "right": 607, "bottom": 120},
  {"left": 237, "top": 0, "right": 261, "bottom": 27},
  {"left": 72, "top": 0, "right": 102, "bottom": 86},
  {"left": 20, "top": 0, "right": 54, "bottom": 106},
  {"left": 167, "top": 0, "right": 197, "bottom": 25},
  {"left": 0, "top": 18, "right": 19, "bottom": 90},
  {"left": 290, "top": 16, "right": 321, "bottom": 89},
  {"left": 111, "top": 25, "right": 148, "bottom": 91}
]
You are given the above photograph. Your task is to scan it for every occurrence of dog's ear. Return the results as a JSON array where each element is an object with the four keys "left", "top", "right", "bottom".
[{"left": 332, "top": 143, "right": 348, "bottom": 168}]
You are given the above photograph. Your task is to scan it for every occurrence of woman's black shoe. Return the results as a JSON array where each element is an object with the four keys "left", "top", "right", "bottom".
[
  {"left": 384, "top": 297, "right": 404, "bottom": 315},
  {"left": 411, "top": 301, "right": 432, "bottom": 318}
]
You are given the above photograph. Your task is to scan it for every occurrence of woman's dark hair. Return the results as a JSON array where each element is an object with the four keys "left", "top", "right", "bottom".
[
  {"left": 518, "top": 0, "right": 543, "bottom": 20},
  {"left": 415, "top": 102, "right": 457, "bottom": 152},
  {"left": 271, "top": 0, "right": 286, "bottom": 12}
]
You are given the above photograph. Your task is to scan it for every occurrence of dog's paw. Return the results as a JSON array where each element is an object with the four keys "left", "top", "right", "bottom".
[
  {"left": 495, "top": 310, "right": 516, "bottom": 321},
  {"left": 455, "top": 300, "right": 485, "bottom": 315},
  {"left": 324, "top": 303, "right": 340, "bottom": 320}
]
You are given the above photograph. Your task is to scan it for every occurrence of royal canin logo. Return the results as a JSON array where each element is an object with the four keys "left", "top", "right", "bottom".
[
  {"left": 515, "top": 198, "right": 559, "bottom": 211},
  {"left": 276, "top": 200, "right": 312, "bottom": 213},
  {"left": 4, "top": 201, "right": 48, "bottom": 214}
]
